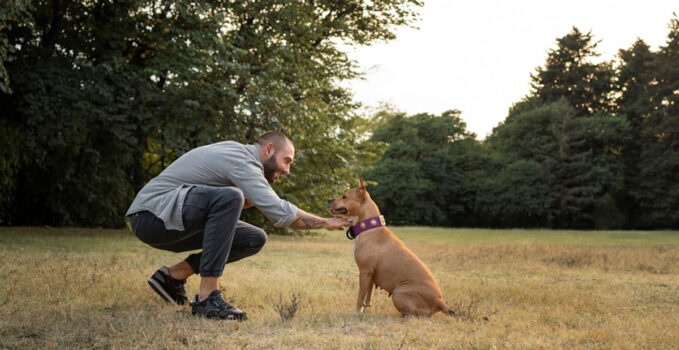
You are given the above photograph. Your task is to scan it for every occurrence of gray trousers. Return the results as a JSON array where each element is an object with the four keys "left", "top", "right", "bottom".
[{"left": 129, "top": 186, "right": 267, "bottom": 277}]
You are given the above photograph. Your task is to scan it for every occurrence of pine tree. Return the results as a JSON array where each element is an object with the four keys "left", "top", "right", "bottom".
[
  {"left": 635, "top": 15, "right": 679, "bottom": 228},
  {"left": 531, "top": 27, "right": 615, "bottom": 116}
]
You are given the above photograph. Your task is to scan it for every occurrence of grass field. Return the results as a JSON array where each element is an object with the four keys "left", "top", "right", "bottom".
[{"left": 1, "top": 226, "right": 678, "bottom": 349}]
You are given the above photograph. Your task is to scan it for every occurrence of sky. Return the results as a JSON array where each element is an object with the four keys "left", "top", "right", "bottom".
[{"left": 344, "top": 0, "right": 678, "bottom": 139}]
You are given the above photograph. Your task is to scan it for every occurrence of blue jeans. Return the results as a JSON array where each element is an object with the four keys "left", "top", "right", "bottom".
[{"left": 129, "top": 186, "right": 267, "bottom": 277}]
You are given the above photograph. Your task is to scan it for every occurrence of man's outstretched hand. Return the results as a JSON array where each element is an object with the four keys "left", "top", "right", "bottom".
[
  {"left": 290, "top": 210, "right": 352, "bottom": 230},
  {"left": 325, "top": 217, "right": 352, "bottom": 231}
]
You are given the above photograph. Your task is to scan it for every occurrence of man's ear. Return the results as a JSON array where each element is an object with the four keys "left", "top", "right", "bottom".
[{"left": 265, "top": 143, "right": 275, "bottom": 157}]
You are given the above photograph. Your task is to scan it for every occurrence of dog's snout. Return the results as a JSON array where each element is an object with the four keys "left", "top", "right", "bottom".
[{"left": 327, "top": 198, "right": 335, "bottom": 207}]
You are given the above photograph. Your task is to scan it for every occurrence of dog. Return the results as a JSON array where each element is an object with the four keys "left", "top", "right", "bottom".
[{"left": 328, "top": 178, "right": 454, "bottom": 317}]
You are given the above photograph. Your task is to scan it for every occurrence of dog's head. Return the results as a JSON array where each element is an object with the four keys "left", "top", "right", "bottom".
[{"left": 328, "top": 177, "right": 373, "bottom": 219}]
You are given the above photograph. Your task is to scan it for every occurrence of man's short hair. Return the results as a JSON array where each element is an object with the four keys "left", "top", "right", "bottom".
[{"left": 256, "top": 130, "right": 293, "bottom": 150}]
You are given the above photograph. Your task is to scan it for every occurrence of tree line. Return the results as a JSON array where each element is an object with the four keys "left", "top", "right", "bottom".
[
  {"left": 0, "top": 0, "right": 419, "bottom": 229},
  {"left": 1, "top": 1, "right": 676, "bottom": 230},
  {"left": 366, "top": 22, "right": 678, "bottom": 229}
]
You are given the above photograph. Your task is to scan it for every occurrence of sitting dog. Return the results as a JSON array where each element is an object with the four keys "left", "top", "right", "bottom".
[{"left": 328, "top": 178, "right": 454, "bottom": 317}]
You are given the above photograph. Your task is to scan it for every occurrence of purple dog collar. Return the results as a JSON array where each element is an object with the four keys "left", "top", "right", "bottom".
[{"left": 346, "top": 215, "right": 386, "bottom": 240}]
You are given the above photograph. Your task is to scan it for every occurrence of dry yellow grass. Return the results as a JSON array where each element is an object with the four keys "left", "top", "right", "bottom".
[{"left": 1, "top": 226, "right": 678, "bottom": 349}]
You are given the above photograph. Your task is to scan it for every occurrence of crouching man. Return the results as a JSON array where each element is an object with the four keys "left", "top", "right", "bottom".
[{"left": 126, "top": 131, "right": 350, "bottom": 321}]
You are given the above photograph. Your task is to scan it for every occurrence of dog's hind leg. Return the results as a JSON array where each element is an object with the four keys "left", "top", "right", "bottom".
[{"left": 392, "top": 288, "right": 429, "bottom": 317}]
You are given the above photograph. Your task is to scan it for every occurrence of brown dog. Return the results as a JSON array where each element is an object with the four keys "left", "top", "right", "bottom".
[{"left": 328, "top": 178, "right": 454, "bottom": 317}]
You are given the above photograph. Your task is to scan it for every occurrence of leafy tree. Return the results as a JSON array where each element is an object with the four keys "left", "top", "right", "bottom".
[
  {"left": 0, "top": 1, "right": 33, "bottom": 219},
  {"left": 488, "top": 96, "right": 555, "bottom": 162},
  {"left": 489, "top": 99, "right": 629, "bottom": 228},
  {"left": 0, "top": 0, "right": 422, "bottom": 227},
  {"left": 473, "top": 159, "right": 550, "bottom": 227},
  {"left": 448, "top": 138, "right": 496, "bottom": 227},
  {"left": 0, "top": 0, "right": 32, "bottom": 93},
  {"left": 365, "top": 110, "right": 476, "bottom": 225},
  {"left": 571, "top": 112, "right": 630, "bottom": 228},
  {"left": 495, "top": 26, "right": 632, "bottom": 228}
]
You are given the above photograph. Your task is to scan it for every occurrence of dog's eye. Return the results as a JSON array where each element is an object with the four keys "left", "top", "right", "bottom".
[{"left": 342, "top": 195, "right": 347, "bottom": 199}]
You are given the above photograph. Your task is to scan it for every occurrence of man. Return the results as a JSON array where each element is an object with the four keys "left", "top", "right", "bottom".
[{"left": 126, "top": 131, "right": 350, "bottom": 321}]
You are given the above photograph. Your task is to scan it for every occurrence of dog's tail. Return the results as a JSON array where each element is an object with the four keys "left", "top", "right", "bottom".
[{"left": 438, "top": 300, "right": 455, "bottom": 317}]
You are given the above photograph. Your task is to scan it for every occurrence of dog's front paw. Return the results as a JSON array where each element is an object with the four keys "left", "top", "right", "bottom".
[{"left": 356, "top": 302, "right": 371, "bottom": 313}]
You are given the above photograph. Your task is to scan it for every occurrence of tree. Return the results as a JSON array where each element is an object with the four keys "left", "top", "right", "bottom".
[
  {"left": 0, "top": 0, "right": 422, "bottom": 227},
  {"left": 365, "top": 110, "right": 475, "bottom": 225},
  {"left": 531, "top": 27, "right": 615, "bottom": 116},
  {"left": 615, "top": 38, "right": 657, "bottom": 226},
  {"left": 489, "top": 98, "right": 629, "bottom": 228},
  {"left": 473, "top": 159, "right": 550, "bottom": 227},
  {"left": 617, "top": 39, "right": 657, "bottom": 128},
  {"left": 0, "top": 0, "right": 33, "bottom": 94},
  {"left": 634, "top": 15, "right": 679, "bottom": 228},
  {"left": 0, "top": 0, "right": 33, "bottom": 219}
]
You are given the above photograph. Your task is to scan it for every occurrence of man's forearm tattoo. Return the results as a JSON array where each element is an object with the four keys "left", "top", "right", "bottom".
[{"left": 291, "top": 213, "right": 325, "bottom": 229}]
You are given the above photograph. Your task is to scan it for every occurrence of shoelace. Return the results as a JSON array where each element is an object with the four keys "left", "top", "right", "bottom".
[{"left": 210, "top": 294, "right": 233, "bottom": 310}]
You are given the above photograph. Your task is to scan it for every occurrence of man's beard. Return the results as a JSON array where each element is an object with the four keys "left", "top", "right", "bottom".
[{"left": 263, "top": 152, "right": 278, "bottom": 183}]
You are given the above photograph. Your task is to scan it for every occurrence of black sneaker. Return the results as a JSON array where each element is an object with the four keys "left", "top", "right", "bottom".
[
  {"left": 147, "top": 266, "right": 188, "bottom": 305},
  {"left": 190, "top": 290, "right": 248, "bottom": 321}
]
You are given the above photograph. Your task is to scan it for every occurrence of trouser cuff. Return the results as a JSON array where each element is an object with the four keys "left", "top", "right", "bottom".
[
  {"left": 199, "top": 270, "right": 223, "bottom": 277},
  {"left": 185, "top": 254, "right": 202, "bottom": 275}
]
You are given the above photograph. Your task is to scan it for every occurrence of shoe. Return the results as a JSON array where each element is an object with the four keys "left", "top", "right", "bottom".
[
  {"left": 190, "top": 290, "right": 248, "bottom": 321},
  {"left": 147, "top": 266, "right": 188, "bottom": 305}
]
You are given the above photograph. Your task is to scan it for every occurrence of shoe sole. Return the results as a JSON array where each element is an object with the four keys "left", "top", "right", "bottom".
[
  {"left": 191, "top": 310, "right": 247, "bottom": 321},
  {"left": 148, "top": 277, "right": 183, "bottom": 305},
  {"left": 190, "top": 305, "right": 247, "bottom": 321}
]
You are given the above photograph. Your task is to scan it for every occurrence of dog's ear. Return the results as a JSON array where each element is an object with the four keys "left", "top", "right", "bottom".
[{"left": 358, "top": 177, "right": 367, "bottom": 201}]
